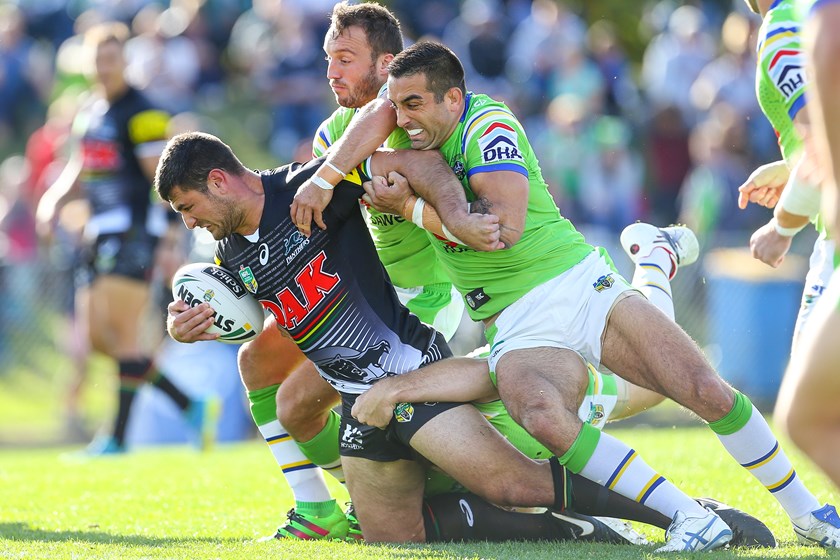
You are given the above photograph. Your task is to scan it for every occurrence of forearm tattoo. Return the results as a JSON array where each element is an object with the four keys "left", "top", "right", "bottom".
[{"left": 472, "top": 196, "right": 520, "bottom": 249}]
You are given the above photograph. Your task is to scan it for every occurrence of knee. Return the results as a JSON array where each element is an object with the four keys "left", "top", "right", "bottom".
[
  {"left": 513, "top": 396, "right": 563, "bottom": 438},
  {"left": 237, "top": 341, "right": 261, "bottom": 389},
  {"left": 237, "top": 336, "right": 289, "bottom": 390},
  {"left": 276, "top": 388, "right": 315, "bottom": 428}
]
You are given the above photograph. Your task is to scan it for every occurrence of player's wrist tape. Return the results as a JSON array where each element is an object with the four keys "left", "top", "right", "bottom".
[
  {"left": 324, "top": 160, "right": 346, "bottom": 178},
  {"left": 771, "top": 217, "right": 806, "bottom": 237},
  {"left": 411, "top": 197, "right": 426, "bottom": 228},
  {"left": 311, "top": 174, "right": 335, "bottom": 190},
  {"left": 441, "top": 223, "right": 465, "bottom": 245},
  {"left": 778, "top": 161, "right": 821, "bottom": 220}
]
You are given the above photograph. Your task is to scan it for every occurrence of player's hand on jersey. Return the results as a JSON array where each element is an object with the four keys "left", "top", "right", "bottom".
[
  {"left": 291, "top": 178, "right": 334, "bottom": 237},
  {"left": 458, "top": 213, "right": 504, "bottom": 251},
  {"left": 351, "top": 380, "right": 398, "bottom": 429},
  {"left": 362, "top": 172, "right": 413, "bottom": 215},
  {"left": 749, "top": 220, "right": 792, "bottom": 268},
  {"left": 166, "top": 299, "right": 219, "bottom": 343},
  {"left": 738, "top": 160, "right": 789, "bottom": 209}
]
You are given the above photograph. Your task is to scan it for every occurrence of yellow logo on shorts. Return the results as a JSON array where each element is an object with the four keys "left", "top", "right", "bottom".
[
  {"left": 593, "top": 274, "right": 615, "bottom": 292},
  {"left": 394, "top": 402, "right": 414, "bottom": 423}
]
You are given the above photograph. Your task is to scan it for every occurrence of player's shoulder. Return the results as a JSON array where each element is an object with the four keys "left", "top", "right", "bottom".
[
  {"left": 462, "top": 93, "right": 521, "bottom": 136},
  {"left": 758, "top": 0, "right": 802, "bottom": 58}
]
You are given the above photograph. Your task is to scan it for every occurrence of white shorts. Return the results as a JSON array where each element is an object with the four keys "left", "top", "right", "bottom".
[
  {"left": 794, "top": 236, "right": 835, "bottom": 337},
  {"left": 396, "top": 284, "right": 465, "bottom": 342},
  {"left": 486, "top": 249, "right": 634, "bottom": 373}
]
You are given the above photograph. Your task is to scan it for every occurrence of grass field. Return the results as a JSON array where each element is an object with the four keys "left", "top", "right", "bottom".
[{"left": 2, "top": 425, "right": 840, "bottom": 559}]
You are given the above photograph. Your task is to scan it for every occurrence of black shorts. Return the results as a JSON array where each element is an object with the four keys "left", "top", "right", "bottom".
[
  {"left": 76, "top": 228, "right": 160, "bottom": 287},
  {"left": 338, "top": 392, "right": 465, "bottom": 462}
]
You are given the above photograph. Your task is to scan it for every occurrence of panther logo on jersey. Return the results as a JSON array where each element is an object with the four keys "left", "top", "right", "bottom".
[{"left": 321, "top": 340, "right": 394, "bottom": 384}]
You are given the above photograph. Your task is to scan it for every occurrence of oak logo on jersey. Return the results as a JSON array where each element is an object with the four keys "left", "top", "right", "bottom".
[
  {"left": 262, "top": 251, "right": 340, "bottom": 329},
  {"left": 769, "top": 49, "right": 804, "bottom": 101},
  {"left": 284, "top": 231, "right": 310, "bottom": 265},
  {"left": 593, "top": 274, "right": 615, "bottom": 292},
  {"left": 478, "top": 122, "right": 523, "bottom": 164},
  {"left": 238, "top": 265, "right": 258, "bottom": 294}
]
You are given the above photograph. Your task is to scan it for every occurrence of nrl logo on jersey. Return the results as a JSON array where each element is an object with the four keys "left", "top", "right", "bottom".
[
  {"left": 238, "top": 265, "right": 258, "bottom": 294},
  {"left": 478, "top": 122, "right": 524, "bottom": 164},
  {"left": 593, "top": 274, "right": 614, "bottom": 292}
]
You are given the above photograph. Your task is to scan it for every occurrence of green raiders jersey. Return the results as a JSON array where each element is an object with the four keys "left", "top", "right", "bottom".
[
  {"left": 417, "top": 92, "right": 593, "bottom": 320},
  {"left": 312, "top": 106, "right": 451, "bottom": 290},
  {"left": 757, "top": 0, "right": 826, "bottom": 235},
  {"left": 757, "top": 0, "right": 806, "bottom": 162}
]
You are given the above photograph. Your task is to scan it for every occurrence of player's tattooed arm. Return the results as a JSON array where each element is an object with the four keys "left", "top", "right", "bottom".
[{"left": 470, "top": 195, "right": 521, "bottom": 249}]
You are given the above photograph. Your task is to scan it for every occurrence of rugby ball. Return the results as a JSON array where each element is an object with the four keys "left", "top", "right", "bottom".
[{"left": 171, "top": 262, "right": 265, "bottom": 344}]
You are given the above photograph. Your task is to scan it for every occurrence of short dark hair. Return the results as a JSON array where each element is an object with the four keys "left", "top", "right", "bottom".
[
  {"left": 388, "top": 41, "right": 465, "bottom": 102},
  {"left": 329, "top": 1, "right": 403, "bottom": 61},
  {"left": 155, "top": 132, "right": 246, "bottom": 202}
]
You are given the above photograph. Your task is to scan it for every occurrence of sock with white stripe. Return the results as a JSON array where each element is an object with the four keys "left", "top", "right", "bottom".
[
  {"left": 710, "top": 391, "right": 820, "bottom": 525},
  {"left": 630, "top": 247, "right": 675, "bottom": 321},
  {"left": 249, "top": 384, "right": 333, "bottom": 506},
  {"left": 561, "top": 423, "right": 706, "bottom": 520}
]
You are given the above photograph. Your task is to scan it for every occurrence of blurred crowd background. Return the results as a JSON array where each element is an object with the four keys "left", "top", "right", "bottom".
[{"left": 0, "top": 0, "right": 814, "bottom": 443}]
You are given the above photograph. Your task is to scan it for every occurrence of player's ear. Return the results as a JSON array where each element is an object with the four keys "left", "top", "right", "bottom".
[
  {"left": 446, "top": 87, "right": 463, "bottom": 111},
  {"left": 378, "top": 53, "right": 393, "bottom": 77},
  {"left": 207, "top": 168, "right": 226, "bottom": 192}
]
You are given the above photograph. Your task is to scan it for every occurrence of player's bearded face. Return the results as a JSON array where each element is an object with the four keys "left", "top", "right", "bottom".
[
  {"left": 324, "top": 26, "right": 386, "bottom": 109},
  {"left": 202, "top": 190, "right": 245, "bottom": 239},
  {"left": 338, "top": 64, "right": 380, "bottom": 109}
]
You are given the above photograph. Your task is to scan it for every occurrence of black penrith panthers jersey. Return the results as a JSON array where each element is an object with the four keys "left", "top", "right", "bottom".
[{"left": 215, "top": 157, "right": 450, "bottom": 394}]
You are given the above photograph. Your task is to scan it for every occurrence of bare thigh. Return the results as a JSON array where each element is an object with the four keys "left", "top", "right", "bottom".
[
  {"left": 87, "top": 275, "right": 150, "bottom": 358},
  {"left": 776, "top": 300, "right": 840, "bottom": 481},
  {"left": 342, "top": 455, "right": 426, "bottom": 542},
  {"left": 495, "top": 346, "right": 589, "bottom": 455},
  {"left": 237, "top": 316, "right": 308, "bottom": 391},
  {"left": 600, "top": 293, "right": 734, "bottom": 422},
  {"left": 409, "top": 403, "right": 554, "bottom": 508}
]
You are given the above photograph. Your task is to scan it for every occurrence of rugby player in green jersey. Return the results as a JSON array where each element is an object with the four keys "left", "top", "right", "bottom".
[
  {"left": 773, "top": 0, "right": 840, "bottom": 494},
  {"left": 739, "top": 0, "right": 830, "bottom": 349},
  {"left": 238, "top": 1, "right": 773, "bottom": 548},
  {"left": 295, "top": 39, "right": 840, "bottom": 550}
]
